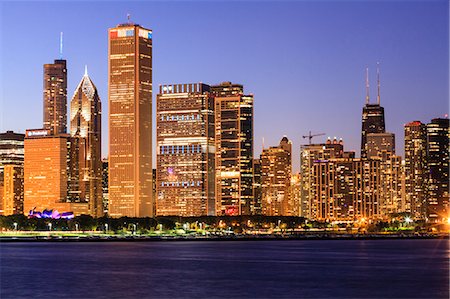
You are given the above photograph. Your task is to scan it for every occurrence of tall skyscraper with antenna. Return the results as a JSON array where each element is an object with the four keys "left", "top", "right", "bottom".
[
  {"left": 360, "top": 64, "right": 386, "bottom": 158},
  {"left": 108, "top": 20, "right": 153, "bottom": 217},
  {"left": 43, "top": 34, "right": 67, "bottom": 135}
]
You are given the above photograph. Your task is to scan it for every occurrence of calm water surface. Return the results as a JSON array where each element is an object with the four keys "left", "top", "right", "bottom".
[{"left": 1, "top": 239, "right": 448, "bottom": 298}]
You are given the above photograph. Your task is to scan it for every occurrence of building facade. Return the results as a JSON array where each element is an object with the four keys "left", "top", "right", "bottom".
[
  {"left": 70, "top": 69, "right": 102, "bottom": 217},
  {"left": 213, "top": 82, "right": 254, "bottom": 215},
  {"left": 2, "top": 164, "right": 24, "bottom": 215},
  {"left": 404, "top": 121, "right": 428, "bottom": 220},
  {"left": 43, "top": 59, "right": 67, "bottom": 135},
  {"left": 108, "top": 22, "right": 153, "bottom": 217},
  {"left": 426, "top": 118, "right": 449, "bottom": 222},
  {"left": 23, "top": 129, "right": 88, "bottom": 215},
  {"left": 261, "top": 137, "right": 292, "bottom": 216},
  {"left": 0, "top": 131, "right": 24, "bottom": 214},
  {"left": 156, "top": 83, "right": 215, "bottom": 216}
]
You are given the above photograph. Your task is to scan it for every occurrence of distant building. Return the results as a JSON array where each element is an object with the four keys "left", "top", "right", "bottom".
[
  {"left": 213, "top": 82, "right": 254, "bottom": 215},
  {"left": 102, "top": 158, "right": 108, "bottom": 215},
  {"left": 43, "top": 59, "right": 67, "bottom": 135},
  {"left": 3, "top": 164, "right": 24, "bottom": 215},
  {"left": 290, "top": 173, "right": 302, "bottom": 217},
  {"left": 156, "top": 83, "right": 215, "bottom": 216},
  {"left": 261, "top": 137, "right": 292, "bottom": 216},
  {"left": 108, "top": 22, "right": 153, "bottom": 217},
  {"left": 426, "top": 118, "right": 449, "bottom": 222},
  {"left": 70, "top": 68, "right": 102, "bottom": 217},
  {"left": 253, "top": 158, "right": 262, "bottom": 215},
  {"left": 404, "top": 121, "right": 428, "bottom": 220},
  {"left": 361, "top": 67, "right": 386, "bottom": 158},
  {"left": 0, "top": 131, "right": 25, "bottom": 214},
  {"left": 366, "top": 132, "right": 395, "bottom": 160},
  {"left": 23, "top": 129, "right": 88, "bottom": 215}
]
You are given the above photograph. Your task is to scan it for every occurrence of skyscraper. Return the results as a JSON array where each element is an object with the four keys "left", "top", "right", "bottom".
[
  {"left": 108, "top": 22, "right": 153, "bottom": 217},
  {"left": 426, "top": 118, "right": 449, "bottom": 222},
  {"left": 213, "top": 82, "right": 254, "bottom": 216},
  {"left": 404, "top": 121, "right": 428, "bottom": 219},
  {"left": 361, "top": 67, "right": 386, "bottom": 158},
  {"left": 261, "top": 137, "right": 292, "bottom": 216},
  {"left": 156, "top": 83, "right": 215, "bottom": 216},
  {"left": 3, "top": 164, "right": 24, "bottom": 215},
  {"left": 366, "top": 132, "right": 395, "bottom": 160},
  {"left": 70, "top": 68, "right": 102, "bottom": 217},
  {"left": 0, "top": 131, "right": 25, "bottom": 215},
  {"left": 43, "top": 59, "right": 67, "bottom": 135}
]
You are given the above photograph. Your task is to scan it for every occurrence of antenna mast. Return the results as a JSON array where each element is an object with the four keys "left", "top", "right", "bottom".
[
  {"left": 377, "top": 62, "right": 381, "bottom": 105},
  {"left": 59, "top": 32, "right": 63, "bottom": 59},
  {"left": 365, "top": 67, "right": 370, "bottom": 104}
]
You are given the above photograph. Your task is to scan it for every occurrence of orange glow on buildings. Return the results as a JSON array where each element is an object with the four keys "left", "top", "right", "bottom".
[{"left": 108, "top": 23, "right": 153, "bottom": 217}]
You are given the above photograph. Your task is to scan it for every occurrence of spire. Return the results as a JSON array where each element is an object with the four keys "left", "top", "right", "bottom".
[
  {"left": 376, "top": 62, "right": 381, "bottom": 105},
  {"left": 365, "top": 67, "right": 370, "bottom": 104},
  {"left": 84, "top": 65, "right": 88, "bottom": 77},
  {"left": 59, "top": 32, "right": 63, "bottom": 59}
]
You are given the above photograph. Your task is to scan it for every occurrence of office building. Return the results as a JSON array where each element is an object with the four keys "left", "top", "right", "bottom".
[
  {"left": 261, "top": 137, "right": 292, "bottom": 216},
  {"left": 156, "top": 83, "right": 215, "bottom": 216},
  {"left": 70, "top": 68, "right": 102, "bottom": 217},
  {"left": 102, "top": 158, "right": 109, "bottom": 215},
  {"left": 23, "top": 129, "right": 88, "bottom": 215},
  {"left": 361, "top": 67, "right": 386, "bottom": 158},
  {"left": 0, "top": 131, "right": 25, "bottom": 214},
  {"left": 2, "top": 164, "right": 24, "bottom": 215},
  {"left": 366, "top": 132, "right": 395, "bottom": 160},
  {"left": 213, "top": 82, "right": 254, "bottom": 215},
  {"left": 404, "top": 121, "right": 428, "bottom": 219},
  {"left": 43, "top": 59, "right": 67, "bottom": 135},
  {"left": 426, "top": 118, "right": 449, "bottom": 221},
  {"left": 253, "top": 158, "right": 262, "bottom": 215},
  {"left": 108, "top": 22, "right": 153, "bottom": 217}
]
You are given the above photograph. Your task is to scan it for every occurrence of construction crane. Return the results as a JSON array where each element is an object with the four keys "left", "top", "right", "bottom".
[{"left": 302, "top": 131, "right": 326, "bottom": 145}]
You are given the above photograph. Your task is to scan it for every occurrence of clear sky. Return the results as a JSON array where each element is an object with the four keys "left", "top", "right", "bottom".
[{"left": 0, "top": 0, "right": 448, "bottom": 171}]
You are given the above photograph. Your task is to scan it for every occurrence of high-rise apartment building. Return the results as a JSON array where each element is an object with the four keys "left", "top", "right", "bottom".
[
  {"left": 253, "top": 158, "right": 262, "bottom": 215},
  {"left": 108, "top": 22, "right": 153, "bottom": 217},
  {"left": 354, "top": 158, "right": 382, "bottom": 220},
  {"left": 0, "top": 131, "right": 25, "bottom": 214},
  {"left": 43, "top": 59, "right": 67, "bottom": 135},
  {"left": 213, "top": 82, "right": 254, "bottom": 216},
  {"left": 23, "top": 129, "right": 88, "bottom": 215},
  {"left": 156, "top": 83, "right": 215, "bottom": 216},
  {"left": 70, "top": 68, "right": 102, "bottom": 217},
  {"left": 102, "top": 158, "right": 109, "bottom": 215},
  {"left": 404, "top": 121, "right": 428, "bottom": 220},
  {"left": 261, "top": 137, "right": 292, "bottom": 216},
  {"left": 426, "top": 118, "right": 449, "bottom": 222},
  {"left": 290, "top": 173, "right": 302, "bottom": 217}
]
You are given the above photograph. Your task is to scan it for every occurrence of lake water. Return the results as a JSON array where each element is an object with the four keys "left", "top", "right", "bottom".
[{"left": 1, "top": 239, "right": 448, "bottom": 298}]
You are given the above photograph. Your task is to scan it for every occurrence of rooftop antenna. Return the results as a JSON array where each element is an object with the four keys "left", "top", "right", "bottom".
[
  {"left": 376, "top": 62, "right": 381, "bottom": 105},
  {"left": 59, "top": 32, "right": 63, "bottom": 59},
  {"left": 262, "top": 137, "right": 265, "bottom": 150},
  {"left": 365, "top": 67, "right": 370, "bottom": 104},
  {"left": 127, "top": 13, "right": 131, "bottom": 23},
  {"left": 84, "top": 65, "right": 88, "bottom": 77}
]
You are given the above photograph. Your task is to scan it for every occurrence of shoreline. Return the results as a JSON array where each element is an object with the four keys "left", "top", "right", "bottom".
[{"left": 1, "top": 233, "right": 448, "bottom": 242}]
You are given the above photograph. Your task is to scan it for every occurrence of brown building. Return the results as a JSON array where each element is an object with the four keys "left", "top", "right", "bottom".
[
  {"left": 261, "top": 137, "right": 292, "bottom": 216},
  {"left": 108, "top": 22, "right": 153, "bottom": 217},
  {"left": 23, "top": 129, "right": 88, "bottom": 215},
  {"left": 213, "top": 82, "right": 254, "bottom": 216},
  {"left": 43, "top": 59, "right": 67, "bottom": 135},
  {"left": 156, "top": 83, "right": 215, "bottom": 216},
  {"left": 3, "top": 164, "right": 24, "bottom": 215},
  {"left": 70, "top": 68, "right": 102, "bottom": 217}
]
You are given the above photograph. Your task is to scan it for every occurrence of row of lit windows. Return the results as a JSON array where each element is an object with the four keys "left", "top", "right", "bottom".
[
  {"left": 160, "top": 114, "right": 201, "bottom": 121},
  {"left": 160, "top": 145, "right": 202, "bottom": 154},
  {"left": 160, "top": 181, "right": 202, "bottom": 187}
]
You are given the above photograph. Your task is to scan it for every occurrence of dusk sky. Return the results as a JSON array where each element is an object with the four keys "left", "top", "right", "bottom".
[{"left": 0, "top": 0, "right": 448, "bottom": 171}]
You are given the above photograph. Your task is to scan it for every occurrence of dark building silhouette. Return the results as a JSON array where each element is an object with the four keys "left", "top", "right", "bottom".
[{"left": 427, "top": 118, "right": 449, "bottom": 222}]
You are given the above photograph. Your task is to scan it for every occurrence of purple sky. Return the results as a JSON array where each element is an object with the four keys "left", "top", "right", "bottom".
[{"left": 0, "top": 0, "right": 448, "bottom": 171}]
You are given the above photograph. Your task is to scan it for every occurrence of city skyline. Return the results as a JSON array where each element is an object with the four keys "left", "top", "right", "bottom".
[{"left": 1, "top": 1, "right": 448, "bottom": 172}]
